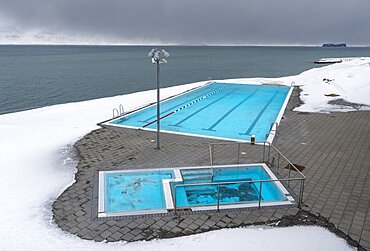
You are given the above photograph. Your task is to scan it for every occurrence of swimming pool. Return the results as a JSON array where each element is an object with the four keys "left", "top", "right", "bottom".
[
  {"left": 107, "top": 82, "right": 292, "bottom": 142},
  {"left": 98, "top": 164, "right": 294, "bottom": 217}
]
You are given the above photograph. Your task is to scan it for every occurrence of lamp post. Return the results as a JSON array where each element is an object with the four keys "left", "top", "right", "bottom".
[{"left": 148, "top": 48, "right": 169, "bottom": 150}]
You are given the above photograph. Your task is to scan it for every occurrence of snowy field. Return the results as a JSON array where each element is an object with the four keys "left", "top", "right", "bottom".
[{"left": 1, "top": 59, "right": 369, "bottom": 250}]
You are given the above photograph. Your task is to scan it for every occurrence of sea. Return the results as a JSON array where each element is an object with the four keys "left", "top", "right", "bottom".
[{"left": 1, "top": 45, "right": 369, "bottom": 115}]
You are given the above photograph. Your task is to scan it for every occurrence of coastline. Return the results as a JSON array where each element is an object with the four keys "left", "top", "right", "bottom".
[{"left": 1, "top": 61, "right": 369, "bottom": 250}]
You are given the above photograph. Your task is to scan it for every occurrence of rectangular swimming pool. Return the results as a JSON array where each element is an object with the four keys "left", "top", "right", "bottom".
[
  {"left": 98, "top": 164, "right": 294, "bottom": 217},
  {"left": 106, "top": 82, "right": 292, "bottom": 143}
]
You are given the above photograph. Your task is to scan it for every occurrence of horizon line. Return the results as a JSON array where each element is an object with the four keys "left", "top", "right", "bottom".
[{"left": 0, "top": 43, "right": 369, "bottom": 47}]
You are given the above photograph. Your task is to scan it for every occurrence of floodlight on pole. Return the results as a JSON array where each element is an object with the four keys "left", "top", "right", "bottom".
[{"left": 148, "top": 48, "right": 169, "bottom": 150}]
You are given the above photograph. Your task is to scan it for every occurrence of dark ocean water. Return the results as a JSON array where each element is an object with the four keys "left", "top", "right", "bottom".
[{"left": 1, "top": 45, "right": 369, "bottom": 115}]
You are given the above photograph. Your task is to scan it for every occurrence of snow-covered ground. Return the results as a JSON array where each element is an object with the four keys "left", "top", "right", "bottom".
[
  {"left": 314, "top": 57, "right": 368, "bottom": 64},
  {"left": 294, "top": 57, "right": 370, "bottom": 112},
  {"left": 1, "top": 59, "right": 369, "bottom": 250}
]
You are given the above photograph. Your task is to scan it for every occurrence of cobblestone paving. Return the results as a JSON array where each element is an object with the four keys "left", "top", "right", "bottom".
[{"left": 53, "top": 88, "right": 370, "bottom": 250}]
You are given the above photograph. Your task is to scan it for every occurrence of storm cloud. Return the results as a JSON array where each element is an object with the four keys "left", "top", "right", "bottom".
[{"left": 0, "top": 0, "right": 369, "bottom": 45}]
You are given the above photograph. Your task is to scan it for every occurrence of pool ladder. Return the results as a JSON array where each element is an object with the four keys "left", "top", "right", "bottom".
[
  {"left": 266, "top": 122, "right": 279, "bottom": 145},
  {"left": 112, "top": 104, "right": 124, "bottom": 118}
]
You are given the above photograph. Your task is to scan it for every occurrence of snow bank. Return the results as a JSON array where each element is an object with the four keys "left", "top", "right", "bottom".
[
  {"left": 0, "top": 60, "right": 366, "bottom": 250},
  {"left": 293, "top": 57, "right": 370, "bottom": 113}
]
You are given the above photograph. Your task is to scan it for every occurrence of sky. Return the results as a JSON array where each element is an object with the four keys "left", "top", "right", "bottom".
[{"left": 0, "top": 0, "right": 369, "bottom": 45}]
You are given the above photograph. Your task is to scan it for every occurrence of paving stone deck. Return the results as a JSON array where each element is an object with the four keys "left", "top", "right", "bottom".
[{"left": 53, "top": 88, "right": 370, "bottom": 250}]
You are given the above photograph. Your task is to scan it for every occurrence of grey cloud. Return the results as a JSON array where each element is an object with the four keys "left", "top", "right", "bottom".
[{"left": 0, "top": 0, "right": 369, "bottom": 45}]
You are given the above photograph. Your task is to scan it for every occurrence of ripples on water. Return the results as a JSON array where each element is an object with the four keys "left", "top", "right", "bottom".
[{"left": 0, "top": 45, "right": 369, "bottom": 115}]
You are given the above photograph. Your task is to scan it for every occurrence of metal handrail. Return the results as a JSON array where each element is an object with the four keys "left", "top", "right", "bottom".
[
  {"left": 271, "top": 144, "right": 306, "bottom": 179},
  {"left": 263, "top": 141, "right": 271, "bottom": 163},
  {"left": 112, "top": 108, "right": 120, "bottom": 118},
  {"left": 270, "top": 144, "right": 306, "bottom": 204},
  {"left": 203, "top": 140, "right": 306, "bottom": 211},
  {"left": 208, "top": 141, "right": 305, "bottom": 179},
  {"left": 265, "top": 122, "right": 279, "bottom": 146},
  {"left": 112, "top": 104, "right": 125, "bottom": 118},
  {"left": 209, "top": 141, "right": 268, "bottom": 166},
  {"left": 119, "top": 104, "right": 124, "bottom": 115},
  {"left": 270, "top": 122, "right": 278, "bottom": 132},
  {"left": 173, "top": 176, "right": 305, "bottom": 213}
]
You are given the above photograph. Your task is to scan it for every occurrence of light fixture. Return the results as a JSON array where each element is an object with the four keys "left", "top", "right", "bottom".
[{"left": 148, "top": 48, "right": 169, "bottom": 150}]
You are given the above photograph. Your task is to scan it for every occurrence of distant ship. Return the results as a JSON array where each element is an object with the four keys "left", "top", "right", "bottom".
[{"left": 322, "top": 43, "right": 347, "bottom": 47}]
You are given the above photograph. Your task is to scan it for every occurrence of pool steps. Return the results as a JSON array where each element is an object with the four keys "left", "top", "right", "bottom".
[
  {"left": 181, "top": 168, "right": 213, "bottom": 183},
  {"left": 181, "top": 169, "right": 213, "bottom": 175}
]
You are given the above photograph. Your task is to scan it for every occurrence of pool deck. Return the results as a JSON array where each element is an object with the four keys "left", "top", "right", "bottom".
[{"left": 53, "top": 87, "right": 370, "bottom": 250}]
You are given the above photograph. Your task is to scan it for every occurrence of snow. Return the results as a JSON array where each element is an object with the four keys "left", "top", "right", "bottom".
[
  {"left": 314, "top": 57, "right": 369, "bottom": 64},
  {"left": 219, "top": 57, "right": 370, "bottom": 113},
  {"left": 293, "top": 57, "right": 370, "bottom": 112},
  {"left": 0, "top": 60, "right": 367, "bottom": 250},
  {"left": 122, "top": 226, "right": 354, "bottom": 251},
  {"left": 0, "top": 81, "right": 205, "bottom": 250}
]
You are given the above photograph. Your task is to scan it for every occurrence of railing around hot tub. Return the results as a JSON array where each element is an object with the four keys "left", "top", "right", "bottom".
[{"left": 173, "top": 141, "right": 306, "bottom": 213}]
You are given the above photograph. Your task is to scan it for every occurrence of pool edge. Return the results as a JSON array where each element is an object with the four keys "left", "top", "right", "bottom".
[
  {"left": 97, "top": 163, "right": 295, "bottom": 218},
  {"left": 104, "top": 82, "right": 294, "bottom": 144}
]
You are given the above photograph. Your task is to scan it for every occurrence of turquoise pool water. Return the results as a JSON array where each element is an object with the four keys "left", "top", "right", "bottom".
[
  {"left": 101, "top": 165, "right": 288, "bottom": 215},
  {"left": 172, "top": 166, "right": 286, "bottom": 208},
  {"left": 109, "top": 82, "right": 291, "bottom": 142},
  {"left": 105, "top": 170, "right": 174, "bottom": 212}
]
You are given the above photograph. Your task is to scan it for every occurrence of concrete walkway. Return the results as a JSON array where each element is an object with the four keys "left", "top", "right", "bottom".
[{"left": 53, "top": 88, "right": 370, "bottom": 250}]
